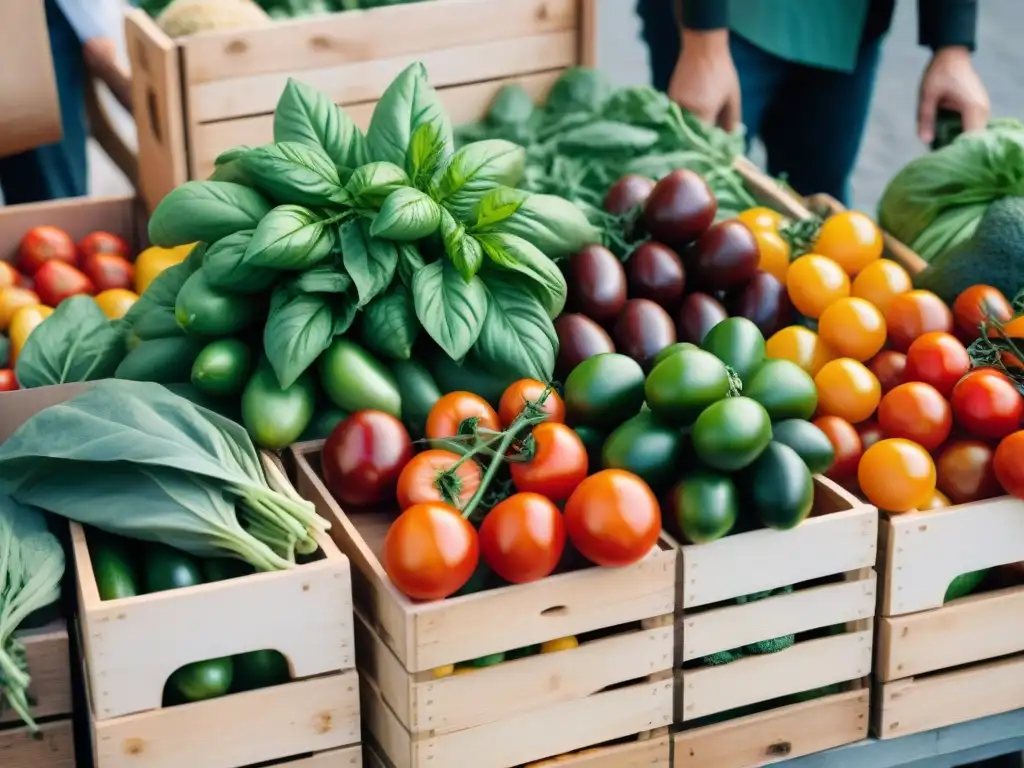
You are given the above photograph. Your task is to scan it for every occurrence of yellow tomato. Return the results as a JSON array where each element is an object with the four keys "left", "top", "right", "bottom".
[
  {"left": 0, "top": 262, "right": 19, "bottom": 289},
  {"left": 0, "top": 286, "right": 41, "bottom": 332},
  {"left": 921, "top": 489, "right": 951, "bottom": 510},
  {"left": 134, "top": 243, "right": 193, "bottom": 294},
  {"left": 818, "top": 297, "right": 888, "bottom": 362},
  {"left": 540, "top": 636, "right": 579, "bottom": 653},
  {"left": 786, "top": 254, "right": 850, "bottom": 319},
  {"left": 814, "top": 358, "right": 882, "bottom": 424},
  {"left": 738, "top": 207, "right": 786, "bottom": 233},
  {"left": 813, "top": 210, "right": 884, "bottom": 276},
  {"left": 431, "top": 664, "right": 455, "bottom": 679},
  {"left": 753, "top": 229, "right": 791, "bottom": 284},
  {"left": 8, "top": 304, "right": 53, "bottom": 366},
  {"left": 94, "top": 288, "right": 139, "bottom": 320},
  {"left": 858, "top": 438, "right": 936, "bottom": 513},
  {"left": 766, "top": 326, "right": 835, "bottom": 375},
  {"left": 851, "top": 259, "right": 913, "bottom": 316}
]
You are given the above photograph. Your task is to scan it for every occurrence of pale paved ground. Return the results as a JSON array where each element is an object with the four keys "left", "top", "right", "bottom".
[{"left": 89, "top": 0, "right": 1022, "bottom": 213}]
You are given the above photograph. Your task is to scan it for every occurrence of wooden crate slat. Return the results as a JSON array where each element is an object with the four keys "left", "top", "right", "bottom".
[
  {"left": 268, "top": 746, "right": 363, "bottom": 766},
  {"left": 0, "top": 622, "right": 72, "bottom": 726},
  {"left": 0, "top": 718, "right": 76, "bottom": 768},
  {"left": 180, "top": 0, "right": 580, "bottom": 85},
  {"left": 522, "top": 735, "right": 671, "bottom": 767}
]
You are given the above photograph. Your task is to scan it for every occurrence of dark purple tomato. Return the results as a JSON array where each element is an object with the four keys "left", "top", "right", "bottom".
[
  {"left": 642, "top": 169, "right": 717, "bottom": 249},
  {"left": 322, "top": 411, "right": 413, "bottom": 507},
  {"left": 691, "top": 220, "right": 759, "bottom": 290},
  {"left": 613, "top": 298, "right": 678, "bottom": 369},
  {"left": 604, "top": 174, "right": 657, "bottom": 215},
  {"left": 676, "top": 292, "right": 728, "bottom": 344},
  {"left": 565, "top": 245, "right": 628, "bottom": 325},
  {"left": 727, "top": 270, "right": 792, "bottom": 338},
  {"left": 555, "top": 313, "right": 616, "bottom": 378},
  {"left": 627, "top": 242, "right": 685, "bottom": 310}
]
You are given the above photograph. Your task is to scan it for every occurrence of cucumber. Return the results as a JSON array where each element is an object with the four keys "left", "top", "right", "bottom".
[
  {"left": 201, "top": 557, "right": 255, "bottom": 583},
  {"left": 232, "top": 650, "right": 290, "bottom": 691},
  {"left": 770, "top": 420, "right": 837, "bottom": 475},
  {"left": 318, "top": 338, "right": 401, "bottom": 417},
  {"left": 89, "top": 532, "right": 140, "bottom": 600},
  {"left": 168, "top": 657, "right": 234, "bottom": 702},
  {"left": 115, "top": 336, "right": 205, "bottom": 383},
  {"left": 143, "top": 544, "right": 203, "bottom": 593},
  {"left": 298, "top": 407, "right": 349, "bottom": 441},
  {"left": 390, "top": 359, "right": 442, "bottom": 439},
  {"left": 191, "top": 339, "right": 253, "bottom": 396},
  {"left": 740, "top": 442, "right": 815, "bottom": 530},
  {"left": 175, "top": 267, "right": 262, "bottom": 336},
  {"left": 668, "top": 471, "right": 739, "bottom": 544},
  {"left": 241, "top": 361, "right": 316, "bottom": 450},
  {"left": 133, "top": 307, "right": 184, "bottom": 340},
  {"left": 944, "top": 569, "right": 990, "bottom": 602}
]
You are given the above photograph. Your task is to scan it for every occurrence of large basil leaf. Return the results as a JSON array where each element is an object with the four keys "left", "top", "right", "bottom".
[
  {"left": 430, "top": 140, "right": 525, "bottom": 221},
  {"left": 486, "top": 85, "right": 536, "bottom": 127},
  {"left": 361, "top": 284, "right": 418, "bottom": 360},
  {"left": 474, "top": 272, "right": 557, "bottom": 381},
  {"left": 274, "top": 78, "right": 366, "bottom": 169},
  {"left": 366, "top": 62, "right": 452, "bottom": 172},
  {"left": 370, "top": 188, "right": 442, "bottom": 241},
  {"left": 123, "top": 244, "right": 205, "bottom": 326},
  {"left": 340, "top": 218, "right": 398, "bottom": 306},
  {"left": 396, "top": 243, "right": 427, "bottom": 288},
  {"left": 293, "top": 264, "right": 352, "bottom": 294},
  {"left": 331, "top": 288, "right": 360, "bottom": 336},
  {"left": 412, "top": 259, "right": 487, "bottom": 360},
  {"left": 471, "top": 186, "right": 529, "bottom": 229},
  {"left": 246, "top": 205, "right": 335, "bottom": 269},
  {"left": 546, "top": 68, "right": 611, "bottom": 116},
  {"left": 345, "top": 162, "right": 410, "bottom": 208},
  {"left": 203, "top": 231, "right": 278, "bottom": 293},
  {"left": 208, "top": 146, "right": 253, "bottom": 185},
  {"left": 477, "top": 232, "right": 567, "bottom": 318},
  {"left": 263, "top": 288, "right": 333, "bottom": 389},
  {"left": 440, "top": 209, "right": 483, "bottom": 282},
  {"left": 408, "top": 122, "right": 448, "bottom": 191},
  {"left": 476, "top": 193, "right": 600, "bottom": 260},
  {"left": 15, "top": 296, "right": 128, "bottom": 388},
  {"left": 234, "top": 142, "right": 347, "bottom": 206},
  {"left": 149, "top": 181, "right": 272, "bottom": 247}
]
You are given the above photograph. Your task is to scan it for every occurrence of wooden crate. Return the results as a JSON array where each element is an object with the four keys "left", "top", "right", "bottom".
[
  {"left": 0, "top": 719, "right": 76, "bottom": 768},
  {"left": 668, "top": 477, "right": 877, "bottom": 767},
  {"left": 125, "top": 0, "right": 597, "bottom": 211},
  {"left": 292, "top": 440, "right": 675, "bottom": 768}
]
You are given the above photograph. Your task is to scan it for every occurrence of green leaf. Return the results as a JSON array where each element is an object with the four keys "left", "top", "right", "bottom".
[
  {"left": 123, "top": 245, "right": 205, "bottom": 327},
  {"left": 292, "top": 264, "right": 352, "bottom": 294},
  {"left": 366, "top": 62, "right": 452, "bottom": 171},
  {"left": 274, "top": 78, "right": 366, "bottom": 169},
  {"left": 263, "top": 289, "right": 333, "bottom": 389},
  {"left": 430, "top": 140, "right": 525, "bottom": 221},
  {"left": 340, "top": 218, "right": 398, "bottom": 306},
  {"left": 474, "top": 272, "right": 557, "bottom": 381},
  {"left": 476, "top": 232, "right": 567, "bottom": 318},
  {"left": 370, "top": 187, "right": 442, "bottom": 241},
  {"left": 412, "top": 259, "right": 487, "bottom": 360},
  {"left": 556, "top": 120, "right": 660, "bottom": 155},
  {"left": 203, "top": 231, "right": 278, "bottom": 293},
  {"left": 472, "top": 186, "right": 528, "bottom": 229},
  {"left": 234, "top": 142, "right": 347, "bottom": 206},
  {"left": 476, "top": 192, "right": 599, "bottom": 260},
  {"left": 440, "top": 208, "right": 483, "bottom": 282},
  {"left": 331, "top": 289, "right": 360, "bottom": 335},
  {"left": 15, "top": 296, "right": 128, "bottom": 388},
  {"left": 149, "top": 182, "right": 272, "bottom": 247},
  {"left": 546, "top": 68, "right": 611, "bottom": 116},
  {"left": 486, "top": 85, "right": 536, "bottom": 126},
  {"left": 408, "top": 122, "right": 448, "bottom": 190},
  {"left": 361, "top": 284, "right": 418, "bottom": 360},
  {"left": 396, "top": 243, "right": 427, "bottom": 288},
  {"left": 345, "top": 161, "right": 410, "bottom": 208},
  {"left": 245, "top": 205, "right": 335, "bottom": 269}
]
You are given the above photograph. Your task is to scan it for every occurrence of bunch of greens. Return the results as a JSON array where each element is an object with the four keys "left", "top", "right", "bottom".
[
  {"left": 0, "top": 498, "right": 64, "bottom": 732},
  {"left": 0, "top": 381, "right": 329, "bottom": 570},
  {"left": 140, "top": 0, "right": 429, "bottom": 22},
  {"left": 456, "top": 68, "right": 756, "bottom": 252}
]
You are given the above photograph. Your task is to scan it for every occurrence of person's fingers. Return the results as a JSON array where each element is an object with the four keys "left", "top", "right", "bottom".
[
  {"left": 959, "top": 99, "right": 990, "bottom": 133},
  {"left": 917, "top": 85, "right": 940, "bottom": 144},
  {"left": 719, "top": 89, "right": 741, "bottom": 132}
]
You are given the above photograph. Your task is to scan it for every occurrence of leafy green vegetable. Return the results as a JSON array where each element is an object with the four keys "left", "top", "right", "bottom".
[
  {"left": 232, "top": 142, "right": 347, "bottom": 206},
  {"left": 370, "top": 187, "right": 442, "bottom": 240},
  {"left": 264, "top": 287, "right": 335, "bottom": 389},
  {"left": 366, "top": 62, "right": 451, "bottom": 172},
  {"left": 341, "top": 218, "right": 398, "bottom": 305},
  {"left": 246, "top": 205, "right": 336, "bottom": 269},
  {"left": 203, "top": 231, "right": 278, "bottom": 293},
  {"left": 274, "top": 77, "right": 366, "bottom": 169},
  {"left": 149, "top": 182, "right": 272, "bottom": 247},
  {"left": 345, "top": 161, "right": 410, "bottom": 207},
  {"left": 412, "top": 259, "right": 488, "bottom": 360},
  {"left": 361, "top": 284, "right": 418, "bottom": 360},
  {"left": 474, "top": 272, "right": 557, "bottom": 381},
  {"left": 430, "top": 140, "right": 525, "bottom": 221},
  {"left": 476, "top": 232, "right": 567, "bottom": 318}
]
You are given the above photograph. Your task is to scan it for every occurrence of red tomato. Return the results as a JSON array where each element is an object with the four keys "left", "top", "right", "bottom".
[
  {"left": 77, "top": 231, "right": 130, "bottom": 264},
  {"left": 813, "top": 416, "right": 863, "bottom": 480},
  {"left": 16, "top": 226, "right": 76, "bottom": 275},
  {"left": 935, "top": 440, "right": 1002, "bottom": 505},
  {"left": 33, "top": 260, "right": 94, "bottom": 306},
  {"left": 904, "top": 332, "right": 971, "bottom": 397},
  {"left": 858, "top": 438, "right": 937, "bottom": 513},
  {"left": 994, "top": 431, "right": 1024, "bottom": 499},
  {"left": 868, "top": 351, "right": 908, "bottom": 394},
  {"left": 80, "top": 252, "right": 134, "bottom": 292},
  {"left": 0, "top": 369, "right": 18, "bottom": 391},
  {"left": 952, "top": 285, "right": 1013, "bottom": 341},
  {"left": 383, "top": 502, "right": 479, "bottom": 600},
  {"left": 510, "top": 423, "right": 589, "bottom": 502},
  {"left": 885, "top": 290, "right": 954, "bottom": 351},
  {"left": 856, "top": 420, "right": 885, "bottom": 451},
  {"left": 563, "top": 469, "right": 661, "bottom": 567},
  {"left": 321, "top": 411, "right": 413, "bottom": 507},
  {"left": 395, "top": 449, "right": 482, "bottom": 511},
  {"left": 950, "top": 370, "right": 1024, "bottom": 440},
  {"left": 877, "top": 382, "right": 952, "bottom": 452},
  {"left": 498, "top": 379, "right": 565, "bottom": 427},
  {"left": 478, "top": 493, "right": 566, "bottom": 584},
  {"left": 426, "top": 392, "right": 501, "bottom": 440}
]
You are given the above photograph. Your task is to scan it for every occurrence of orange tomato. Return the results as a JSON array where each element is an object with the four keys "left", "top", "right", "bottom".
[
  {"left": 426, "top": 392, "right": 501, "bottom": 442},
  {"left": 1001, "top": 316, "right": 1024, "bottom": 367},
  {"left": 752, "top": 229, "right": 791, "bottom": 283},
  {"left": 814, "top": 358, "right": 882, "bottom": 423},
  {"left": 858, "top": 438, "right": 937, "bottom": 513},
  {"left": 395, "top": 449, "right": 483, "bottom": 511},
  {"left": 498, "top": 379, "right": 565, "bottom": 427},
  {"left": 786, "top": 254, "right": 850, "bottom": 318},
  {"left": 563, "top": 469, "right": 661, "bottom": 567},
  {"left": 766, "top": 326, "right": 834, "bottom": 375},
  {"left": 738, "top": 207, "right": 786, "bottom": 232},
  {"left": 0, "top": 286, "right": 41, "bottom": 331},
  {"left": 885, "top": 290, "right": 954, "bottom": 351},
  {"left": 813, "top": 210, "right": 884, "bottom": 276},
  {"left": 877, "top": 382, "right": 953, "bottom": 452},
  {"left": 8, "top": 304, "right": 53, "bottom": 366},
  {"left": 94, "top": 288, "right": 139, "bottom": 320},
  {"left": 382, "top": 502, "right": 479, "bottom": 600},
  {"left": 818, "top": 297, "right": 887, "bottom": 361},
  {"left": 851, "top": 259, "right": 913, "bottom": 316}
]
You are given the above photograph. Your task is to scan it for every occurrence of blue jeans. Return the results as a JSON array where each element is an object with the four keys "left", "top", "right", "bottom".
[
  {"left": 0, "top": 0, "right": 88, "bottom": 204},
  {"left": 636, "top": 0, "right": 883, "bottom": 206}
]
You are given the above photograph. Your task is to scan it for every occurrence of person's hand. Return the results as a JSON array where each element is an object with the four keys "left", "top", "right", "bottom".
[
  {"left": 82, "top": 37, "right": 133, "bottom": 112},
  {"left": 918, "top": 46, "right": 990, "bottom": 143},
  {"left": 668, "top": 29, "right": 741, "bottom": 131}
]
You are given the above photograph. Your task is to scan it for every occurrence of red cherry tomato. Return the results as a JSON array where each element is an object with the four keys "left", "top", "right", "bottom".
[
  {"left": 33, "top": 260, "right": 94, "bottom": 306},
  {"left": 77, "top": 231, "right": 130, "bottom": 264},
  {"left": 498, "top": 379, "right": 565, "bottom": 427},
  {"left": 813, "top": 416, "right": 863, "bottom": 480},
  {"left": 321, "top": 411, "right": 413, "bottom": 507},
  {"left": 563, "top": 470, "right": 661, "bottom": 567},
  {"left": 383, "top": 502, "right": 479, "bottom": 600},
  {"left": 994, "top": 431, "right": 1024, "bottom": 499},
  {"left": 950, "top": 369, "right": 1024, "bottom": 440},
  {"left": 16, "top": 226, "right": 76, "bottom": 275},
  {"left": 885, "top": 290, "right": 954, "bottom": 351},
  {"left": 952, "top": 285, "right": 1013, "bottom": 341},
  {"left": 904, "top": 332, "right": 971, "bottom": 397},
  {"left": 396, "top": 449, "right": 482, "bottom": 511},
  {"left": 868, "top": 350, "right": 908, "bottom": 394},
  {"left": 426, "top": 392, "right": 500, "bottom": 440},
  {"left": 479, "top": 492, "right": 566, "bottom": 584},
  {"left": 877, "top": 382, "right": 953, "bottom": 452},
  {"left": 856, "top": 420, "right": 885, "bottom": 452},
  {"left": 510, "top": 423, "right": 589, "bottom": 502},
  {"left": 80, "top": 252, "right": 134, "bottom": 292},
  {"left": 0, "top": 370, "right": 18, "bottom": 392},
  {"left": 935, "top": 440, "right": 1002, "bottom": 505}
]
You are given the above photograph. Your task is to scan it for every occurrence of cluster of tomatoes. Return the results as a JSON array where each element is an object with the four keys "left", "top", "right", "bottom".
[{"left": 319, "top": 379, "right": 661, "bottom": 602}]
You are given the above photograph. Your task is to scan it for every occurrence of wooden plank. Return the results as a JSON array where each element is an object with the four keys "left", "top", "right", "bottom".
[
  {"left": 0, "top": 622, "right": 72, "bottom": 725},
  {"left": 274, "top": 746, "right": 363, "bottom": 766},
  {"left": 0, "top": 718, "right": 75, "bottom": 768},
  {"left": 578, "top": 0, "right": 598, "bottom": 67},
  {"left": 523, "top": 735, "right": 671, "bottom": 767}
]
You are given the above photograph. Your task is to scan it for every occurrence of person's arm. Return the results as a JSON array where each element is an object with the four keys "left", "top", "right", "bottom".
[
  {"left": 53, "top": 0, "right": 132, "bottom": 111},
  {"left": 668, "top": 0, "right": 741, "bottom": 130},
  {"left": 918, "top": 0, "right": 977, "bottom": 52}
]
